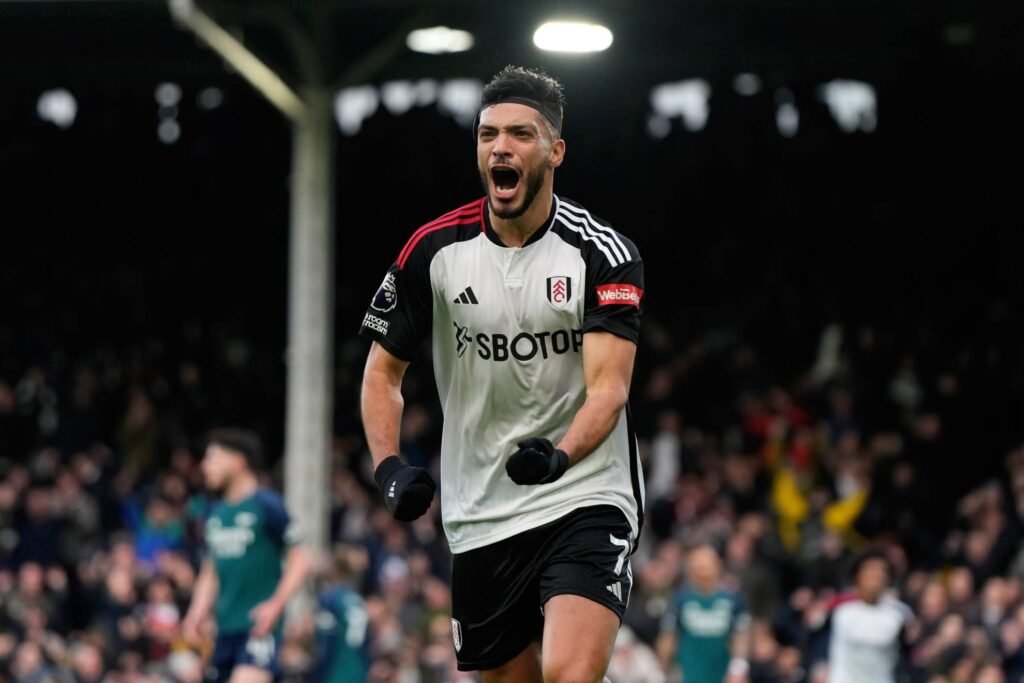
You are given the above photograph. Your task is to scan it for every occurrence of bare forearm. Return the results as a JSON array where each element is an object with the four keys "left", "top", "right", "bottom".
[
  {"left": 655, "top": 633, "right": 675, "bottom": 671},
  {"left": 360, "top": 359, "right": 405, "bottom": 468},
  {"left": 186, "top": 562, "right": 218, "bottom": 622},
  {"left": 732, "top": 628, "right": 751, "bottom": 661},
  {"left": 557, "top": 332, "right": 635, "bottom": 467},
  {"left": 269, "top": 546, "right": 312, "bottom": 607},
  {"left": 556, "top": 389, "right": 626, "bottom": 465}
]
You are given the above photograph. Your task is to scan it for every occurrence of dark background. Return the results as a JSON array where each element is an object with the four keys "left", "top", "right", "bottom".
[{"left": 2, "top": 0, "right": 1023, "bottom": 489}]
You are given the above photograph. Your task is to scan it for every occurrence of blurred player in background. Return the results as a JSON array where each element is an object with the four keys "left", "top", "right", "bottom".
[
  {"left": 825, "top": 550, "right": 914, "bottom": 683},
  {"left": 312, "top": 545, "right": 371, "bottom": 683},
  {"left": 182, "top": 428, "right": 312, "bottom": 683},
  {"left": 360, "top": 65, "right": 646, "bottom": 683},
  {"left": 657, "top": 545, "right": 751, "bottom": 683}
]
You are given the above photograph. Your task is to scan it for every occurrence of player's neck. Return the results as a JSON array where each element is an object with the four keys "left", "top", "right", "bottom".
[
  {"left": 860, "top": 592, "right": 883, "bottom": 605},
  {"left": 223, "top": 471, "right": 258, "bottom": 503},
  {"left": 489, "top": 187, "right": 554, "bottom": 248}
]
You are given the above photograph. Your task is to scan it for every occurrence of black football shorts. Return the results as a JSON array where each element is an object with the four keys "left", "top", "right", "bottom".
[{"left": 450, "top": 504, "right": 634, "bottom": 672}]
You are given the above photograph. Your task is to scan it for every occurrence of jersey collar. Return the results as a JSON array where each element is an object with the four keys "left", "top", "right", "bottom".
[{"left": 482, "top": 195, "right": 559, "bottom": 249}]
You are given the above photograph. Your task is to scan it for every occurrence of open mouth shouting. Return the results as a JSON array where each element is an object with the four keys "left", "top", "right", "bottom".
[{"left": 489, "top": 165, "right": 521, "bottom": 202}]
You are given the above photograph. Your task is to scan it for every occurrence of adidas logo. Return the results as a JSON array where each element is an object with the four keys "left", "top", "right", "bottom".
[
  {"left": 606, "top": 582, "right": 622, "bottom": 601},
  {"left": 453, "top": 286, "right": 479, "bottom": 305},
  {"left": 388, "top": 482, "right": 396, "bottom": 498}
]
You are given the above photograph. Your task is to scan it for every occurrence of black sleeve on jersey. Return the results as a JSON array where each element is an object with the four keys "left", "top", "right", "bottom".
[
  {"left": 358, "top": 244, "right": 433, "bottom": 361},
  {"left": 582, "top": 236, "right": 644, "bottom": 344},
  {"left": 254, "top": 489, "right": 301, "bottom": 547}
]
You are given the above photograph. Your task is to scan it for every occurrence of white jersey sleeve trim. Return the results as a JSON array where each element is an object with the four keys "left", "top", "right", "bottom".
[
  {"left": 555, "top": 209, "right": 624, "bottom": 267},
  {"left": 557, "top": 200, "right": 630, "bottom": 264}
]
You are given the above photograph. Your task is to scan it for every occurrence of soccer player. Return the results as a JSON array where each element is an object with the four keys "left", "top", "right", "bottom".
[
  {"left": 656, "top": 545, "right": 751, "bottom": 683},
  {"left": 825, "top": 550, "right": 914, "bottom": 683},
  {"left": 360, "top": 65, "right": 646, "bottom": 683},
  {"left": 312, "top": 546, "right": 370, "bottom": 683},
  {"left": 181, "top": 428, "right": 311, "bottom": 683}
]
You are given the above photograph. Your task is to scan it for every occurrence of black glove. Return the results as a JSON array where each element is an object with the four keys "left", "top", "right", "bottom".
[
  {"left": 374, "top": 455, "right": 437, "bottom": 521},
  {"left": 506, "top": 437, "right": 569, "bottom": 485}
]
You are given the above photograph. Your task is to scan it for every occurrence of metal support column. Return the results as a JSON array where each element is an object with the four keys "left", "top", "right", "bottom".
[
  {"left": 283, "top": 86, "right": 334, "bottom": 560},
  {"left": 169, "top": 0, "right": 334, "bottom": 569}
]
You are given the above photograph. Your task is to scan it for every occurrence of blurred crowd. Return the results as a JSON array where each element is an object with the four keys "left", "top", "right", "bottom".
[{"left": 2, "top": 311, "right": 1024, "bottom": 683}]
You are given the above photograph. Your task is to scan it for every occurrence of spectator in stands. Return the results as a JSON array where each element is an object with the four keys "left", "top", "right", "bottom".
[
  {"left": 4, "top": 307, "right": 1024, "bottom": 683},
  {"left": 823, "top": 550, "right": 913, "bottom": 683}
]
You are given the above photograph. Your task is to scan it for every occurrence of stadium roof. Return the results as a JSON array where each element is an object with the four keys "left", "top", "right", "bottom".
[{"left": 1, "top": 0, "right": 1020, "bottom": 92}]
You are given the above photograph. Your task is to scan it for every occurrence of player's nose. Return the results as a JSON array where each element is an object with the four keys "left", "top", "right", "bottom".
[{"left": 491, "top": 131, "right": 513, "bottom": 156}]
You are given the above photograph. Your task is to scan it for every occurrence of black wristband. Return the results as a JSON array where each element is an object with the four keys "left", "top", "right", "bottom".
[
  {"left": 552, "top": 449, "right": 570, "bottom": 479},
  {"left": 373, "top": 455, "right": 403, "bottom": 492}
]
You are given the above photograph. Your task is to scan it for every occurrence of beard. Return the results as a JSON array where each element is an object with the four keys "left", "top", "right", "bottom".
[{"left": 480, "top": 161, "right": 546, "bottom": 220}]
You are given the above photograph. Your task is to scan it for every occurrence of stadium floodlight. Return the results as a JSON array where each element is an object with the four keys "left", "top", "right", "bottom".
[
  {"left": 818, "top": 80, "right": 877, "bottom": 133},
  {"left": 158, "top": 119, "right": 181, "bottom": 144},
  {"left": 650, "top": 79, "right": 711, "bottom": 132},
  {"left": 37, "top": 89, "right": 77, "bottom": 129},
  {"left": 775, "top": 88, "right": 799, "bottom": 137},
  {"left": 406, "top": 26, "right": 474, "bottom": 54},
  {"left": 155, "top": 82, "right": 182, "bottom": 107},
  {"left": 335, "top": 86, "right": 379, "bottom": 136},
  {"left": 533, "top": 21, "right": 613, "bottom": 53}
]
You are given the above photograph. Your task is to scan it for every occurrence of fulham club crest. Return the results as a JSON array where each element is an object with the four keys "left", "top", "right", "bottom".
[{"left": 546, "top": 275, "right": 572, "bottom": 310}]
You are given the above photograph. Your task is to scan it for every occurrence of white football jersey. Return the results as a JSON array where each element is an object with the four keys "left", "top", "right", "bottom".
[
  {"left": 361, "top": 195, "right": 645, "bottom": 553},
  {"left": 828, "top": 595, "right": 911, "bottom": 683}
]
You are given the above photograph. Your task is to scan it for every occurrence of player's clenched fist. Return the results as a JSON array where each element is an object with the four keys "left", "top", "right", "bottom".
[
  {"left": 506, "top": 437, "right": 569, "bottom": 485},
  {"left": 374, "top": 455, "right": 437, "bottom": 521}
]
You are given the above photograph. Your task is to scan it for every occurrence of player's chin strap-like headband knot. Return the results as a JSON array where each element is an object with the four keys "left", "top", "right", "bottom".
[{"left": 472, "top": 96, "right": 563, "bottom": 138}]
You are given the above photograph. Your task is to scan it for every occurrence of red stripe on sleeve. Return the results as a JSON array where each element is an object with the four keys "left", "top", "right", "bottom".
[
  {"left": 396, "top": 199, "right": 484, "bottom": 268},
  {"left": 397, "top": 203, "right": 479, "bottom": 263}
]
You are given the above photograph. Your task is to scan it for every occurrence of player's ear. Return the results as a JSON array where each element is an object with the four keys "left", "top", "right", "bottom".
[{"left": 549, "top": 138, "right": 565, "bottom": 169}]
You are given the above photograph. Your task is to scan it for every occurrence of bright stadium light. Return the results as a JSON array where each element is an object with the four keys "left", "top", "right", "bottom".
[
  {"left": 381, "top": 81, "right": 417, "bottom": 116},
  {"left": 36, "top": 89, "right": 77, "bottom": 129},
  {"left": 154, "top": 82, "right": 182, "bottom": 108},
  {"left": 158, "top": 119, "right": 181, "bottom": 144},
  {"left": 775, "top": 88, "right": 799, "bottom": 138},
  {"left": 335, "top": 86, "right": 379, "bottom": 136},
  {"left": 776, "top": 102, "right": 799, "bottom": 137},
  {"left": 819, "top": 79, "right": 877, "bottom": 133},
  {"left": 406, "top": 26, "right": 474, "bottom": 54},
  {"left": 650, "top": 79, "right": 711, "bottom": 132},
  {"left": 438, "top": 79, "right": 484, "bottom": 128},
  {"left": 533, "top": 21, "right": 613, "bottom": 53}
]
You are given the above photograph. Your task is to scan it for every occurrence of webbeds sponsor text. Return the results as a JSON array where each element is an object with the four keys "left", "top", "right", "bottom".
[{"left": 595, "top": 284, "right": 643, "bottom": 307}]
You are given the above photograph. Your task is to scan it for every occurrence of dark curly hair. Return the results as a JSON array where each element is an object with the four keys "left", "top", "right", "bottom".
[
  {"left": 849, "top": 548, "right": 892, "bottom": 582},
  {"left": 206, "top": 427, "right": 264, "bottom": 470},
  {"left": 480, "top": 65, "right": 566, "bottom": 135}
]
